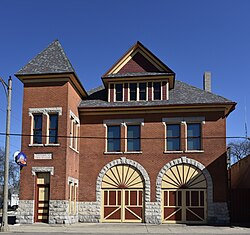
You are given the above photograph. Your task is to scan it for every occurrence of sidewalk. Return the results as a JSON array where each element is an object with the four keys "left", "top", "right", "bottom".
[{"left": 9, "top": 223, "right": 250, "bottom": 234}]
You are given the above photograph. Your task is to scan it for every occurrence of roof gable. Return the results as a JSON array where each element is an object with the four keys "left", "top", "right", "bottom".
[
  {"left": 102, "top": 41, "right": 175, "bottom": 77},
  {"left": 16, "top": 40, "right": 75, "bottom": 75}
]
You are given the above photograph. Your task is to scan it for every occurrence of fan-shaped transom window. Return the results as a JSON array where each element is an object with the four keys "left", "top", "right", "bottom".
[
  {"left": 162, "top": 164, "right": 207, "bottom": 189},
  {"left": 102, "top": 165, "right": 144, "bottom": 189}
]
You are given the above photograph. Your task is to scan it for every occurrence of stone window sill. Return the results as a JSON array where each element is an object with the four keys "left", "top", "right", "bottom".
[
  {"left": 29, "top": 144, "right": 44, "bottom": 147},
  {"left": 124, "top": 151, "right": 142, "bottom": 154},
  {"left": 164, "top": 151, "right": 183, "bottom": 154},
  {"left": 185, "top": 150, "right": 204, "bottom": 153},
  {"left": 104, "top": 151, "right": 123, "bottom": 155},
  {"left": 45, "top": 144, "right": 60, "bottom": 147}
]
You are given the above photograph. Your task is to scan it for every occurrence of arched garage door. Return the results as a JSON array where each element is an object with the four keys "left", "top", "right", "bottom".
[
  {"left": 162, "top": 163, "right": 207, "bottom": 224},
  {"left": 101, "top": 165, "right": 144, "bottom": 222}
]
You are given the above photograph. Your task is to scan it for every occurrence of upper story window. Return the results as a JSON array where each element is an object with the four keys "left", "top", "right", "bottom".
[
  {"left": 109, "top": 80, "right": 168, "bottom": 102},
  {"left": 129, "top": 83, "right": 137, "bottom": 101},
  {"left": 153, "top": 82, "right": 161, "bottom": 100},
  {"left": 166, "top": 124, "right": 180, "bottom": 151},
  {"left": 127, "top": 125, "right": 141, "bottom": 152},
  {"left": 29, "top": 107, "right": 62, "bottom": 146},
  {"left": 163, "top": 117, "right": 204, "bottom": 153},
  {"left": 139, "top": 83, "right": 146, "bottom": 101},
  {"left": 187, "top": 123, "right": 201, "bottom": 150},
  {"left": 49, "top": 114, "right": 58, "bottom": 144},
  {"left": 70, "top": 111, "right": 80, "bottom": 152},
  {"left": 115, "top": 84, "right": 123, "bottom": 101},
  {"left": 104, "top": 119, "right": 144, "bottom": 154},
  {"left": 107, "top": 125, "right": 121, "bottom": 152},
  {"left": 33, "top": 114, "right": 43, "bottom": 144}
]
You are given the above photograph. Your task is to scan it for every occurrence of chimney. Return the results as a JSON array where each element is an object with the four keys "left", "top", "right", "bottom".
[{"left": 203, "top": 72, "right": 211, "bottom": 92}]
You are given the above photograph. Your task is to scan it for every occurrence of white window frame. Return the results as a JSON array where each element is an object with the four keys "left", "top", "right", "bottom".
[
  {"left": 68, "top": 177, "right": 78, "bottom": 215},
  {"left": 162, "top": 117, "right": 205, "bottom": 153},
  {"left": 29, "top": 107, "right": 62, "bottom": 146},
  {"left": 69, "top": 110, "right": 80, "bottom": 153},
  {"left": 113, "top": 83, "right": 124, "bottom": 102},
  {"left": 103, "top": 119, "right": 144, "bottom": 154}
]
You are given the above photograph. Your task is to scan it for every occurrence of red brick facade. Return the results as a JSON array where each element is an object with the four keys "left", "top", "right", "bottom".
[{"left": 16, "top": 40, "right": 235, "bottom": 225}]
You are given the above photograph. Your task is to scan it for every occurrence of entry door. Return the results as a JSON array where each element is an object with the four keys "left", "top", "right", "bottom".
[
  {"left": 163, "top": 189, "right": 206, "bottom": 223},
  {"left": 35, "top": 173, "right": 50, "bottom": 223},
  {"left": 101, "top": 165, "right": 144, "bottom": 223},
  {"left": 161, "top": 164, "right": 207, "bottom": 224}
]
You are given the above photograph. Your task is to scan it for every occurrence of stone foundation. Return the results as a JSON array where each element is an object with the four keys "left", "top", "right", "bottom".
[
  {"left": 49, "top": 200, "right": 78, "bottom": 224},
  {"left": 208, "top": 202, "right": 230, "bottom": 225},
  {"left": 144, "top": 202, "right": 161, "bottom": 224},
  {"left": 78, "top": 201, "right": 100, "bottom": 222},
  {"left": 16, "top": 200, "right": 35, "bottom": 224}
]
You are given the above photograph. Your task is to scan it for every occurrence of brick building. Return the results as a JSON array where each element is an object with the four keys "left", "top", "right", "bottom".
[{"left": 15, "top": 40, "right": 236, "bottom": 224}]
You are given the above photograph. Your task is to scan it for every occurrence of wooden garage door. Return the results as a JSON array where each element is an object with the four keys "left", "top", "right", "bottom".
[
  {"left": 162, "top": 164, "right": 207, "bottom": 224},
  {"left": 101, "top": 165, "right": 144, "bottom": 222}
]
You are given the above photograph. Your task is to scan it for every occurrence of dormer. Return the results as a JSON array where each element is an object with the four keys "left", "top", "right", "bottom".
[{"left": 102, "top": 41, "right": 175, "bottom": 102}]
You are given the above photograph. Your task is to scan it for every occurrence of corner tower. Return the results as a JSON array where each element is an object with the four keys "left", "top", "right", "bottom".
[{"left": 15, "top": 40, "right": 87, "bottom": 224}]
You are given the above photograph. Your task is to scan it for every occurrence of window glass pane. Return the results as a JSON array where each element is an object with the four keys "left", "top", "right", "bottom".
[
  {"left": 33, "top": 114, "right": 42, "bottom": 144},
  {"left": 107, "top": 126, "right": 120, "bottom": 152},
  {"left": 49, "top": 114, "right": 58, "bottom": 144},
  {"left": 115, "top": 84, "right": 123, "bottom": 101},
  {"left": 139, "top": 83, "right": 146, "bottom": 100},
  {"left": 167, "top": 124, "right": 180, "bottom": 151},
  {"left": 187, "top": 123, "right": 201, "bottom": 150},
  {"left": 153, "top": 82, "right": 161, "bottom": 100},
  {"left": 129, "top": 83, "right": 137, "bottom": 101},
  {"left": 127, "top": 125, "right": 140, "bottom": 151}
]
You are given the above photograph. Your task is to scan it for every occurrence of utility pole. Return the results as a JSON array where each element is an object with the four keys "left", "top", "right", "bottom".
[{"left": 0, "top": 76, "right": 12, "bottom": 232}]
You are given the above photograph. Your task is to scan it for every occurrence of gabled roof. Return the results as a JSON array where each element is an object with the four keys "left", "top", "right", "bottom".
[
  {"left": 80, "top": 80, "right": 236, "bottom": 116},
  {"left": 16, "top": 40, "right": 75, "bottom": 75},
  {"left": 102, "top": 41, "right": 175, "bottom": 88},
  {"left": 15, "top": 40, "right": 87, "bottom": 98}
]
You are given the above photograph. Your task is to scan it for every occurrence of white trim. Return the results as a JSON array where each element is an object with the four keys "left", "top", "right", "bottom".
[
  {"left": 32, "top": 166, "right": 54, "bottom": 175},
  {"left": 44, "top": 143, "right": 60, "bottom": 147},
  {"left": 29, "top": 107, "right": 62, "bottom": 116},
  {"left": 108, "top": 83, "right": 111, "bottom": 102},
  {"left": 70, "top": 110, "right": 80, "bottom": 124},
  {"left": 166, "top": 81, "right": 169, "bottom": 100},
  {"left": 68, "top": 176, "right": 79, "bottom": 186},
  {"left": 29, "top": 144, "right": 44, "bottom": 147},
  {"left": 103, "top": 118, "right": 144, "bottom": 126}
]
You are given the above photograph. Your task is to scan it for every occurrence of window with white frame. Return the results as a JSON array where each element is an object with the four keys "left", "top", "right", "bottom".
[
  {"left": 70, "top": 111, "right": 80, "bottom": 151},
  {"left": 115, "top": 83, "right": 123, "bottom": 101},
  {"left": 166, "top": 124, "right": 181, "bottom": 151},
  {"left": 33, "top": 114, "right": 43, "bottom": 144},
  {"left": 187, "top": 123, "right": 201, "bottom": 150},
  {"left": 104, "top": 119, "right": 144, "bottom": 153},
  {"left": 29, "top": 107, "right": 62, "bottom": 146},
  {"left": 126, "top": 125, "right": 141, "bottom": 152},
  {"left": 153, "top": 82, "right": 161, "bottom": 100},
  {"left": 163, "top": 117, "right": 204, "bottom": 152},
  {"left": 107, "top": 125, "right": 121, "bottom": 152},
  {"left": 68, "top": 177, "right": 78, "bottom": 215}
]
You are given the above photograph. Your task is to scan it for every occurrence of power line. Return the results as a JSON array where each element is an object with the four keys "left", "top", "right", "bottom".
[{"left": 0, "top": 132, "right": 248, "bottom": 140}]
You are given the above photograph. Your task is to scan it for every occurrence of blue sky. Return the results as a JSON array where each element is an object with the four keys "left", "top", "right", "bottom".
[{"left": 0, "top": 0, "right": 250, "bottom": 156}]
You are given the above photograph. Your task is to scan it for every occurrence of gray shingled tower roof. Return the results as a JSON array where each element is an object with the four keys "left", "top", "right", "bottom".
[{"left": 16, "top": 40, "right": 75, "bottom": 75}]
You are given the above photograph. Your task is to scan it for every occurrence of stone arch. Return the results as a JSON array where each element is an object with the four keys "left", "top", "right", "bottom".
[
  {"left": 96, "top": 157, "right": 150, "bottom": 205},
  {"left": 156, "top": 156, "right": 213, "bottom": 221}
]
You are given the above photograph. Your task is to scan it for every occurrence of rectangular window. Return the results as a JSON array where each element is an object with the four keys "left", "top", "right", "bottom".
[
  {"left": 153, "top": 82, "right": 161, "bottom": 100},
  {"left": 107, "top": 126, "right": 121, "bottom": 152},
  {"left": 127, "top": 125, "right": 140, "bottom": 151},
  {"left": 129, "top": 83, "right": 137, "bottom": 101},
  {"left": 33, "top": 114, "right": 42, "bottom": 144},
  {"left": 49, "top": 114, "right": 58, "bottom": 144},
  {"left": 139, "top": 83, "right": 146, "bottom": 100},
  {"left": 187, "top": 123, "right": 201, "bottom": 150},
  {"left": 115, "top": 84, "right": 123, "bottom": 101},
  {"left": 166, "top": 124, "right": 180, "bottom": 151}
]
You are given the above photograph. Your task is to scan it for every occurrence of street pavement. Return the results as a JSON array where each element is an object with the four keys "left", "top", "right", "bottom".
[{"left": 7, "top": 223, "right": 250, "bottom": 234}]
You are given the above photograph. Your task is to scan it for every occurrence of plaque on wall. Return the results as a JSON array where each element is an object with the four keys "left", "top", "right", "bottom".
[{"left": 34, "top": 153, "right": 52, "bottom": 160}]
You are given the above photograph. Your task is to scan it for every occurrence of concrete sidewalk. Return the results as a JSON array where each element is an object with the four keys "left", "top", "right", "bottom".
[{"left": 9, "top": 223, "right": 250, "bottom": 234}]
